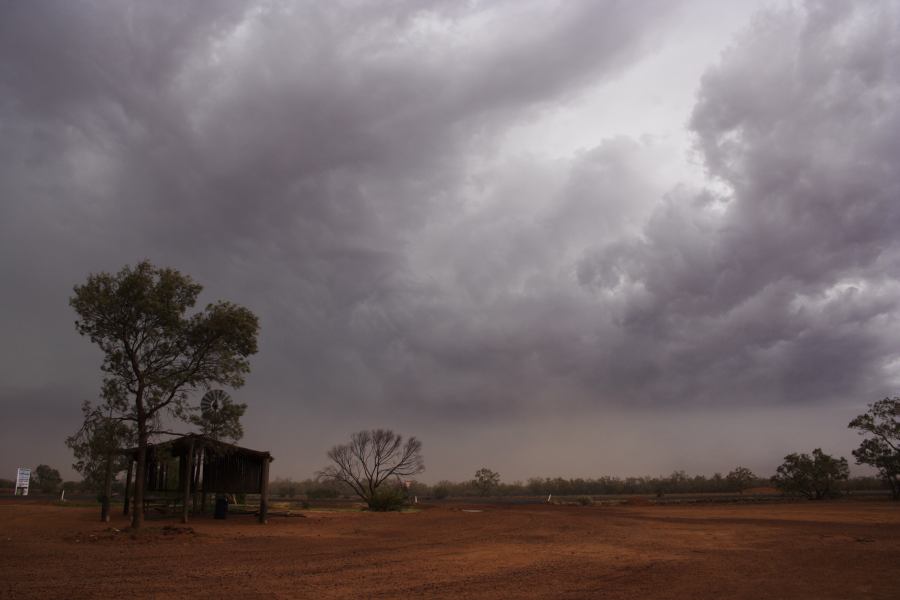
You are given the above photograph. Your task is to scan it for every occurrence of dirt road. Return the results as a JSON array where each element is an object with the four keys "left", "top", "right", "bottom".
[{"left": 1, "top": 500, "right": 897, "bottom": 599}]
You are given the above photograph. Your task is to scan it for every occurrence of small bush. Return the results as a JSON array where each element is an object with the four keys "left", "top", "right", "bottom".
[
  {"left": 307, "top": 487, "right": 340, "bottom": 500},
  {"left": 367, "top": 486, "right": 407, "bottom": 511},
  {"left": 432, "top": 485, "right": 450, "bottom": 500},
  {"left": 576, "top": 496, "right": 593, "bottom": 506}
]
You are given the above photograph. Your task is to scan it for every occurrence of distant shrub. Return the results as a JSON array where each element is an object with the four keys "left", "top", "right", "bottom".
[
  {"left": 576, "top": 496, "right": 593, "bottom": 506},
  {"left": 368, "top": 486, "right": 407, "bottom": 511},
  {"left": 301, "top": 500, "right": 311, "bottom": 510},
  {"left": 307, "top": 487, "right": 340, "bottom": 500},
  {"left": 432, "top": 485, "right": 450, "bottom": 500},
  {"left": 270, "top": 478, "right": 300, "bottom": 498}
]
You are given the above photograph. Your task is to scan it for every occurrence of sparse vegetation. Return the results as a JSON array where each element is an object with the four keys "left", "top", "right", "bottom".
[
  {"left": 370, "top": 473, "right": 884, "bottom": 500},
  {"left": 66, "top": 400, "right": 134, "bottom": 519},
  {"left": 267, "top": 478, "right": 348, "bottom": 500},
  {"left": 431, "top": 482, "right": 451, "bottom": 499},
  {"left": 473, "top": 468, "right": 500, "bottom": 496},
  {"left": 367, "top": 485, "right": 408, "bottom": 511},
  {"left": 726, "top": 466, "right": 757, "bottom": 494},
  {"left": 307, "top": 487, "right": 341, "bottom": 500}
]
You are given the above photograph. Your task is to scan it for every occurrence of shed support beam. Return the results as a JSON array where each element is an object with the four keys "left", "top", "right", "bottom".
[
  {"left": 100, "top": 451, "right": 113, "bottom": 522},
  {"left": 123, "top": 459, "right": 133, "bottom": 515},
  {"left": 258, "top": 457, "right": 270, "bottom": 524},
  {"left": 182, "top": 438, "right": 195, "bottom": 524}
]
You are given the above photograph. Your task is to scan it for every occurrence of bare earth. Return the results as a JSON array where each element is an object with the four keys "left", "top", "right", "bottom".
[{"left": 1, "top": 500, "right": 898, "bottom": 599}]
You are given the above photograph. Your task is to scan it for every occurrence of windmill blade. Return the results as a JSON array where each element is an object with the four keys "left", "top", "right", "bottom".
[{"left": 201, "top": 389, "right": 231, "bottom": 415}]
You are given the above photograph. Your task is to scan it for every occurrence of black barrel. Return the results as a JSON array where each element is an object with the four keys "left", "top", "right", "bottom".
[{"left": 214, "top": 496, "right": 228, "bottom": 519}]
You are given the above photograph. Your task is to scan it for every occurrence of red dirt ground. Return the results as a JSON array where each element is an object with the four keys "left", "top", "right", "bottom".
[{"left": 1, "top": 500, "right": 898, "bottom": 599}]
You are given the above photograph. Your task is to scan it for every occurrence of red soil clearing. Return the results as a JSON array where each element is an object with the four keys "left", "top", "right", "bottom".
[{"left": 1, "top": 500, "right": 898, "bottom": 599}]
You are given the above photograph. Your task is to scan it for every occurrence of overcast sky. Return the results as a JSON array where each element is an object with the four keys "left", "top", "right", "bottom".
[{"left": 3, "top": 1, "right": 899, "bottom": 483}]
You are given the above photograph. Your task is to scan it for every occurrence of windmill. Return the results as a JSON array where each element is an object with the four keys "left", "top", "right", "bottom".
[{"left": 199, "top": 389, "right": 231, "bottom": 440}]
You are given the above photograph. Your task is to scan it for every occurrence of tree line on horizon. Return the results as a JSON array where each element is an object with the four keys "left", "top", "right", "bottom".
[
  {"left": 262, "top": 467, "right": 886, "bottom": 502},
  {"left": 2, "top": 461, "right": 885, "bottom": 500},
  {"left": 46, "top": 261, "right": 899, "bottom": 521}
]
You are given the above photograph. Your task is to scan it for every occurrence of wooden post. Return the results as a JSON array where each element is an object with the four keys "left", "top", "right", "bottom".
[
  {"left": 191, "top": 448, "right": 201, "bottom": 512},
  {"left": 132, "top": 440, "right": 147, "bottom": 529},
  {"left": 258, "top": 456, "right": 271, "bottom": 524},
  {"left": 100, "top": 451, "right": 113, "bottom": 522},
  {"left": 200, "top": 446, "right": 208, "bottom": 514},
  {"left": 123, "top": 459, "right": 133, "bottom": 515},
  {"left": 182, "top": 438, "right": 194, "bottom": 524}
]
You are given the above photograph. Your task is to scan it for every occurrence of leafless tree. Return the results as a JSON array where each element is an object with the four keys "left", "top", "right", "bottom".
[{"left": 318, "top": 429, "right": 423, "bottom": 508}]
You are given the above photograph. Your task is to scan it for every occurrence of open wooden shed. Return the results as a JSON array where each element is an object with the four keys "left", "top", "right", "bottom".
[{"left": 120, "top": 434, "right": 273, "bottom": 524}]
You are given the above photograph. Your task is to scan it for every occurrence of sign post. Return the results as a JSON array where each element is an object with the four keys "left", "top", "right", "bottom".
[{"left": 15, "top": 467, "right": 31, "bottom": 496}]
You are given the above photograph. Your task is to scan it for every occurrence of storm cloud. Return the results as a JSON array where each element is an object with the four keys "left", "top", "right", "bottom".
[{"left": 2, "top": 1, "right": 899, "bottom": 481}]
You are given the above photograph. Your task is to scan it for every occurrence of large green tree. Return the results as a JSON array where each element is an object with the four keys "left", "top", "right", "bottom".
[
  {"left": 33, "top": 464, "right": 62, "bottom": 494},
  {"left": 772, "top": 449, "right": 848, "bottom": 500},
  {"left": 70, "top": 261, "right": 259, "bottom": 528},
  {"left": 849, "top": 397, "right": 900, "bottom": 500}
]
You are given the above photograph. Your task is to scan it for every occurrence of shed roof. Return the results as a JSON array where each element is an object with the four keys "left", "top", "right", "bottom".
[{"left": 122, "top": 433, "right": 272, "bottom": 460}]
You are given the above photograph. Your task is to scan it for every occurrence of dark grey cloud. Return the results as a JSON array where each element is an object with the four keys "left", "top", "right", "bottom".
[{"left": 2, "top": 1, "right": 898, "bottom": 481}]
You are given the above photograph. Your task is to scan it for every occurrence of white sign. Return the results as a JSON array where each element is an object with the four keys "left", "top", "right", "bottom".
[{"left": 15, "top": 467, "right": 30, "bottom": 496}]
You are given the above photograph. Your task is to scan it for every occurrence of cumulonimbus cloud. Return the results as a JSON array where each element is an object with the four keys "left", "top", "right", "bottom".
[{"left": 1, "top": 1, "right": 899, "bottom": 478}]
